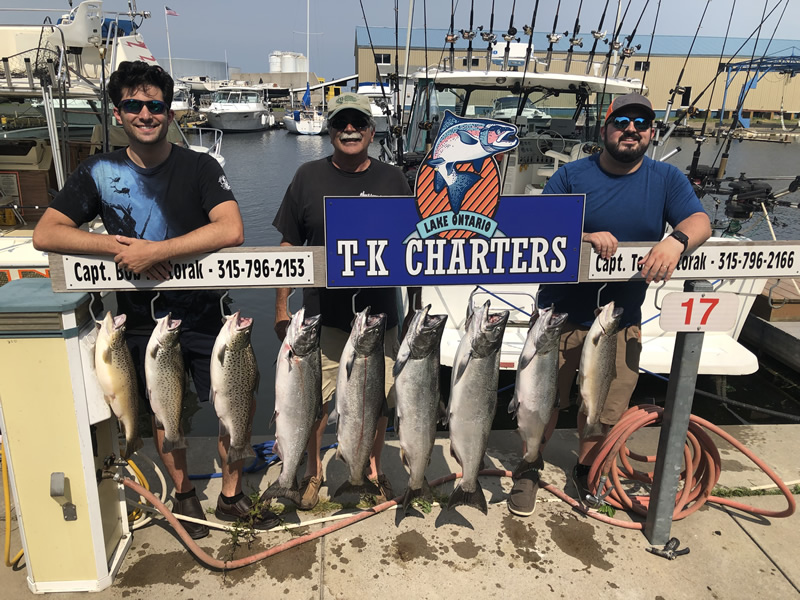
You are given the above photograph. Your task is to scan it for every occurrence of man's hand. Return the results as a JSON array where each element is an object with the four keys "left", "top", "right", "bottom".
[
  {"left": 114, "top": 235, "right": 171, "bottom": 279},
  {"left": 583, "top": 232, "right": 618, "bottom": 260},
  {"left": 638, "top": 236, "right": 684, "bottom": 283}
]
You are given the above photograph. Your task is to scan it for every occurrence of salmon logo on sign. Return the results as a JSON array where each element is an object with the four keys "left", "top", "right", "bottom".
[{"left": 407, "top": 110, "right": 519, "bottom": 242}]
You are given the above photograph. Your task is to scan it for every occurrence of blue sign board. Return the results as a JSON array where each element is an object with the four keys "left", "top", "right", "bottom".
[{"left": 325, "top": 192, "right": 585, "bottom": 288}]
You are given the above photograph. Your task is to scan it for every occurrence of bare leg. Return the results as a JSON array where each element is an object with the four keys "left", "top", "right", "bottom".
[
  {"left": 366, "top": 415, "right": 388, "bottom": 479},
  {"left": 152, "top": 417, "right": 192, "bottom": 493},
  {"left": 303, "top": 401, "right": 330, "bottom": 480}
]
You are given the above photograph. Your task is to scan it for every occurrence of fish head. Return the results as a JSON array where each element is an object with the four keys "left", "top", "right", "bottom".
[
  {"left": 288, "top": 307, "right": 322, "bottom": 356},
  {"left": 597, "top": 301, "right": 624, "bottom": 336},
  {"left": 99, "top": 311, "right": 127, "bottom": 347},
  {"left": 469, "top": 300, "right": 509, "bottom": 357},
  {"left": 479, "top": 122, "right": 519, "bottom": 153},
  {"left": 222, "top": 311, "right": 254, "bottom": 350},
  {"left": 153, "top": 312, "right": 182, "bottom": 347},
  {"left": 407, "top": 304, "right": 448, "bottom": 358},
  {"left": 532, "top": 305, "right": 568, "bottom": 350},
  {"left": 351, "top": 307, "right": 386, "bottom": 356}
]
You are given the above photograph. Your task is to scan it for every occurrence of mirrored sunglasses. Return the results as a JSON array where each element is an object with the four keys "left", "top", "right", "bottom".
[
  {"left": 118, "top": 99, "right": 168, "bottom": 115},
  {"left": 610, "top": 116, "right": 652, "bottom": 131},
  {"left": 330, "top": 115, "right": 370, "bottom": 131}
]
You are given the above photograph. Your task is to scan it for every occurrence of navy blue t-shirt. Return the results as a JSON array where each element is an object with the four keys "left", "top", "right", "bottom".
[
  {"left": 51, "top": 144, "right": 236, "bottom": 334},
  {"left": 538, "top": 153, "right": 705, "bottom": 327}
]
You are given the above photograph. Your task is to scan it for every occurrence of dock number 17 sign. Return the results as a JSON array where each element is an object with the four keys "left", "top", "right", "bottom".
[{"left": 659, "top": 292, "right": 739, "bottom": 332}]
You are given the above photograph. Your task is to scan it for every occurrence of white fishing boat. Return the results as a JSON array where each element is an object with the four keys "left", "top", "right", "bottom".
[
  {"left": 402, "top": 67, "right": 767, "bottom": 377},
  {"left": 356, "top": 82, "right": 393, "bottom": 137},
  {"left": 490, "top": 95, "right": 551, "bottom": 131},
  {"left": 283, "top": 0, "right": 327, "bottom": 136},
  {"left": 199, "top": 86, "right": 272, "bottom": 132}
]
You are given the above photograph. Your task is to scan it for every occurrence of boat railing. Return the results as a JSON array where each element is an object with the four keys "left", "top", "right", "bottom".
[
  {"left": 181, "top": 126, "right": 224, "bottom": 156},
  {"left": 0, "top": 25, "right": 70, "bottom": 95}
]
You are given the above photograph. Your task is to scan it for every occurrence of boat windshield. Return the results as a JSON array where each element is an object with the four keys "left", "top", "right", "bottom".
[
  {"left": 493, "top": 97, "right": 534, "bottom": 110},
  {"left": 212, "top": 91, "right": 262, "bottom": 104}
]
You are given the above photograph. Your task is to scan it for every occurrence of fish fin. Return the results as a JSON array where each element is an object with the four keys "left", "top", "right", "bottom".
[
  {"left": 148, "top": 342, "right": 160, "bottom": 360},
  {"left": 153, "top": 414, "right": 164, "bottom": 429},
  {"left": 226, "top": 444, "right": 256, "bottom": 465},
  {"left": 517, "top": 345, "right": 536, "bottom": 371},
  {"left": 401, "top": 478, "right": 433, "bottom": 514},
  {"left": 437, "top": 400, "right": 447, "bottom": 424},
  {"left": 269, "top": 410, "right": 278, "bottom": 428},
  {"left": 333, "top": 480, "right": 374, "bottom": 498},
  {"left": 327, "top": 404, "right": 339, "bottom": 427},
  {"left": 100, "top": 346, "right": 112, "bottom": 365},
  {"left": 447, "top": 481, "right": 488, "bottom": 514},
  {"left": 457, "top": 130, "right": 479, "bottom": 144},
  {"left": 426, "top": 157, "right": 445, "bottom": 167},
  {"left": 392, "top": 345, "right": 410, "bottom": 377},
  {"left": 472, "top": 158, "right": 485, "bottom": 171},
  {"left": 215, "top": 343, "right": 227, "bottom": 366},
  {"left": 433, "top": 170, "right": 446, "bottom": 193},
  {"left": 161, "top": 435, "right": 187, "bottom": 454},
  {"left": 439, "top": 110, "right": 459, "bottom": 130},
  {"left": 453, "top": 350, "right": 473, "bottom": 385},
  {"left": 508, "top": 394, "right": 519, "bottom": 417},
  {"left": 345, "top": 351, "right": 356, "bottom": 379},
  {"left": 448, "top": 171, "right": 481, "bottom": 214}
]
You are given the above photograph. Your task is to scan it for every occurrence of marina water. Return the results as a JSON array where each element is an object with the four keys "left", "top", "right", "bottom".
[{"left": 180, "top": 130, "right": 800, "bottom": 436}]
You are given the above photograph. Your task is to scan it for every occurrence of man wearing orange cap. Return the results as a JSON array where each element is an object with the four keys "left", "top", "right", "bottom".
[{"left": 507, "top": 93, "right": 712, "bottom": 518}]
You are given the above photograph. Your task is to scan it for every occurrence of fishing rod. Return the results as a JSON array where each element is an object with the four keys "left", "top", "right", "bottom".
[
  {"left": 612, "top": 0, "right": 650, "bottom": 79},
  {"left": 585, "top": 0, "right": 610, "bottom": 75},
  {"left": 712, "top": 0, "right": 788, "bottom": 186},
  {"left": 649, "top": 0, "right": 711, "bottom": 159},
  {"left": 515, "top": 0, "right": 541, "bottom": 119},
  {"left": 446, "top": 0, "right": 457, "bottom": 72},
  {"left": 687, "top": 0, "right": 736, "bottom": 179},
  {"left": 479, "top": 0, "right": 497, "bottom": 71},
  {"left": 501, "top": 0, "right": 518, "bottom": 71},
  {"left": 638, "top": 0, "right": 661, "bottom": 92},
  {"left": 564, "top": 0, "right": 584, "bottom": 72},
  {"left": 544, "top": 0, "right": 563, "bottom": 72},
  {"left": 599, "top": 0, "right": 632, "bottom": 77},
  {"left": 459, "top": 0, "right": 477, "bottom": 72}
]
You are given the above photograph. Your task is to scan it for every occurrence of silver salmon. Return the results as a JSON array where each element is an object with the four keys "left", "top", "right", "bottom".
[
  {"left": 578, "top": 301, "right": 624, "bottom": 439},
  {"left": 95, "top": 311, "right": 142, "bottom": 459},
  {"left": 264, "top": 307, "right": 322, "bottom": 505},
  {"left": 144, "top": 314, "right": 186, "bottom": 454},
  {"left": 331, "top": 307, "right": 386, "bottom": 497},
  {"left": 210, "top": 311, "right": 259, "bottom": 464},
  {"left": 394, "top": 305, "right": 448, "bottom": 513},
  {"left": 447, "top": 300, "right": 509, "bottom": 514},
  {"left": 508, "top": 306, "right": 568, "bottom": 467}
]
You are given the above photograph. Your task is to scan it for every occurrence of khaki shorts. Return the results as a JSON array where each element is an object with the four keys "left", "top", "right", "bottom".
[
  {"left": 320, "top": 325, "right": 400, "bottom": 409},
  {"left": 556, "top": 321, "right": 642, "bottom": 426}
]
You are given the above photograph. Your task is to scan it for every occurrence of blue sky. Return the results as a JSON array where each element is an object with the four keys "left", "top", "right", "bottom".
[{"left": 3, "top": 1, "right": 798, "bottom": 80}]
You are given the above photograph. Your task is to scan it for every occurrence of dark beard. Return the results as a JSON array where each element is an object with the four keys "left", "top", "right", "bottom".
[{"left": 604, "top": 135, "right": 648, "bottom": 163}]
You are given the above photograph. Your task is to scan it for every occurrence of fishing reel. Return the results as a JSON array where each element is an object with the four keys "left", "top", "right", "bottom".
[
  {"left": 522, "top": 24, "right": 533, "bottom": 36},
  {"left": 460, "top": 28, "right": 477, "bottom": 41},
  {"left": 502, "top": 26, "right": 518, "bottom": 42},
  {"left": 622, "top": 44, "right": 641, "bottom": 58},
  {"left": 570, "top": 36, "right": 584, "bottom": 48},
  {"left": 445, "top": 33, "right": 459, "bottom": 44},
  {"left": 546, "top": 33, "right": 562, "bottom": 44},
  {"left": 591, "top": 29, "right": 607, "bottom": 40},
  {"left": 480, "top": 28, "right": 497, "bottom": 44}
]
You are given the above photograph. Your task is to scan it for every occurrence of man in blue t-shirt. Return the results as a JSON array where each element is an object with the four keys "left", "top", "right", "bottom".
[{"left": 507, "top": 93, "right": 712, "bottom": 518}]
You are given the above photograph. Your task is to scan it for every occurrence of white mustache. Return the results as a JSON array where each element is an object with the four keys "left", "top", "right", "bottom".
[{"left": 339, "top": 133, "right": 363, "bottom": 142}]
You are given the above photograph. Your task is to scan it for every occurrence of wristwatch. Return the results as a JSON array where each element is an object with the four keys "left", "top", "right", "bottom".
[{"left": 669, "top": 230, "right": 689, "bottom": 254}]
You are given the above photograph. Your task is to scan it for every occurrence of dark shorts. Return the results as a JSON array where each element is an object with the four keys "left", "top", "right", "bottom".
[{"left": 126, "top": 328, "right": 217, "bottom": 415}]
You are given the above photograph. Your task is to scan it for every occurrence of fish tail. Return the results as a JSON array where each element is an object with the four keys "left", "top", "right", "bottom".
[
  {"left": 226, "top": 444, "right": 257, "bottom": 465},
  {"left": 123, "top": 436, "right": 143, "bottom": 459},
  {"left": 333, "top": 478, "right": 377, "bottom": 498},
  {"left": 161, "top": 435, "right": 188, "bottom": 454},
  {"left": 262, "top": 478, "right": 302, "bottom": 505},
  {"left": 401, "top": 478, "right": 434, "bottom": 514},
  {"left": 581, "top": 419, "right": 604, "bottom": 440},
  {"left": 448, "top": 480, "right": 488, "bottom": 515}
]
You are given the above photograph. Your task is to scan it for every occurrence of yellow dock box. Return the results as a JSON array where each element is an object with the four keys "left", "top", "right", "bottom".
[{"left": 0, "top": 279, "right": 131, "bottom": 593}]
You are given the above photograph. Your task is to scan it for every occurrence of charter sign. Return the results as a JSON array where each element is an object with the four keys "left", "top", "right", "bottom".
[{"left": 325, "top": 111, "right": 585, "bottom": 287}]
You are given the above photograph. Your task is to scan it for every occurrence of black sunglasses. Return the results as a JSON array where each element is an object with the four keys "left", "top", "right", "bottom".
[
  {"left": 118, "top": 99, "right": 168, "bottom": 115},
  {"left": 330, "top": 114, "right": 370, "bottom": 131},
  {"left": 610, "top": 116, "right": 652, "bottom": 131}
]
